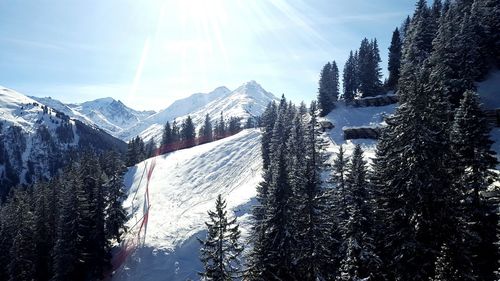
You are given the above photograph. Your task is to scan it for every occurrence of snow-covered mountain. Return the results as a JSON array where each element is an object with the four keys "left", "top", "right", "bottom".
[
  {"left": 119, "top": 81, "right": 277, "bottom": 143},
  {"left": 0, "top": 87, "right": 126, "bottom": 192},
  {"left": 114, "top": 129, "right": 261, "bottom": 281},
  {"left": 30, "top": 96, "right": 155, "bottom": 138}
]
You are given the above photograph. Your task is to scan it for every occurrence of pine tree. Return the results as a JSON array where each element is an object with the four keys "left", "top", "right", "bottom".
[
  {"left": 450, "top": 90, "right": 498, "bottom": 280},
  {"left": 198, "top": 195, "right": 243, "bottom": 281},
  {"left": 337, "top": 145, "right": 380, "bottom": 281},
  {"left": 7, "top": 190, "right": 36, "bottom": 281},
  {"left": 161, "top": 121, "right": 173, "bottom": 148},
  {"left": 387, "top": 28, "right": 402, "bottom": 91},
  {"left": 215, "top": 112, "right": 226, "bottom": 140},
  {"left": 259, "top": 102, "right": 278, "bottom": 170},
  {"left": 343, "top": 51, "right": 357, "bottom": 102},
  {"left": 76, "top": 153, "right": 108, "bottom": 279},
  {"left": 372, "top": 65, "right": 453, "bottom": 280},
  {"left": 357, "top": 38, "right": 383, "bottom": 97},
  {"left": 34, "top": 181, "right": 57, "bottom": 281},
  {"left": 293, "top": 101, "right": 334, "bottom": 280},
  {"left": 52, "top": 166, "right": 79, "bottom": 281},
  {"left": 103, "top": 151, "right": 128, "bottom": 243},
  {"left": 171, "top": 120, "right": 180, "bottom": 145},
  {"left": 332, "top": 145, "right": 349, "bottom": 222},
  {"left": 318, "top": 62, "right": 335, "bottom": 116},
  {"left": 199, "top": 114, "right": 213, "bottom": 145},
  {"left": 228, "top": 117, "right": 241, "bottom": 135},
  {"left": 181, "top": 115, "right": 196, "bottom": 148}
]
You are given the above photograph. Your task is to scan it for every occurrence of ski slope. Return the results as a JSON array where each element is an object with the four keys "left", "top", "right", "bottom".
[{"left": 114, "top": 129, "right": 262, "bottom": 281}]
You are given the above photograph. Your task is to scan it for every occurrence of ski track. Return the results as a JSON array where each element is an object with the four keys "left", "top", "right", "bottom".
[{"left": 115, "top": 129, "right": 262, "bottom": 281}]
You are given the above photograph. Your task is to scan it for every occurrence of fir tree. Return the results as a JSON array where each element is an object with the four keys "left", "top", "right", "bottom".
[
  {"left": 387, "top": 28, "right": 402, "bottom": 91},
  {"left": 103, "top": 151, "right": 128, "bottom": 243},
  {"left": 228, "top": 117, "right": 242, "bottom": 135},
  {"left": 161, "top": 121, "right": 173, "bottom": 147},
  {"left": 181, "top": 115, "right": 196, "bottom": 148},
  {"left": 450, "top": 90, "right": 498, "bottom": 280},
  {"left": 318, "top": 62, "right": 339, "bottom": 116},
  {"left": 8, "top": 190, "right": 36, "bottom": 281},
  {"left": 52, "top": 167, "right": 80, "bottom": 281},
  {"left": 198, "top": 195, "right": 243, "bottom": 281},
  {"left": 337, "top": 145, "right": 380, "bottom": 281},
  {"left": 343, "top": 51, "right": 358, "bottom": 102},
  {"left": 199, "top": 114, "right": 213, "bottom": 145}
]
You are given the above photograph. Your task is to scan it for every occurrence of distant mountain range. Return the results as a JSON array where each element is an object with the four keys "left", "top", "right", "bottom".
[
  {"left": 0, "top": 87, "right": 126, "bottom": 192},
  {"left": 31, "top": 81, "right": 277, "bottom": 143}
]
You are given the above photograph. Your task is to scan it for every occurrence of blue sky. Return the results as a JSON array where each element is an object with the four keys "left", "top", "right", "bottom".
[{"left": 0, "top": 0, "right": 416, "bottom": 110}]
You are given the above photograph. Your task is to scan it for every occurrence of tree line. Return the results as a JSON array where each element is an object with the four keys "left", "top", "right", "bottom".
[
  {"left": 126, "top": 113, "right": 257, "bottom": 167},
  {"left": 0, "top": 150, "right": 128, "bottom": 281},
  {"left": 198, "top": 0, "right": 500, "bottom": 280}
]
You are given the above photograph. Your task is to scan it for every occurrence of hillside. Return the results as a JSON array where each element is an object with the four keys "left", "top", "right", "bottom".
[
  {"left": 30, "top": 96, "right": 155, "bottom": 138},
  {"left": 0, "top": 86, "right": 126, "bottom": 194},
  {"left": 114, "top": 129, "right": 262, "bottom": 281}
]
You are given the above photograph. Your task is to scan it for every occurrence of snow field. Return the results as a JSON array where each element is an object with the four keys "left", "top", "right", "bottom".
[{"left": 115, "top": 129, "right": 262, "bottom": 281}]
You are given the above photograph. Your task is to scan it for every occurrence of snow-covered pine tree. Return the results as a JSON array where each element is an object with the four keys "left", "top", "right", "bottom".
[
  {"left": 387, "top": 28, "right": 402, "bottom": 91},
  {"left": 247, "top": 101, "right": 277, "bottom": 280},
  {"left": 258, "top": 97, "right": 295, "bottom": 279},
  {"left": 337, "top": 145, "right": 380, "bottom": 281},
  {"left": 7, "top": 190, "right": 36, "bottom": 281},
  {"left": 52, "top": 166, "right": 80, "bottom": 281},
  {"left": 331, "top": 60, "right": 340, "bottom": 104},
  {"left": 102, "top": 151, "right": 128, "bottom": 243},
  {"left": 76, "top": 152, "right": 108, "bottom": 279},
  {"left": 198, "top": 194, "right": 243, "bottom": 281},
  {"left": 372, "top": 64, "right": 453, "bottom": 280},
  {"left": 33, "top": 181, "right": 57, "bottom": 281},
  {"left": 450, "top": 90, "right": 498, "bottom": 280},
  {"left": 293, "top": 101, "right": 335, "bottom": 280},
  {"left": 332, "top": 145, "right": 348, "bottom": 220},
  {"left": 260, "top": 101, "right": 278, "bottom": 170}
]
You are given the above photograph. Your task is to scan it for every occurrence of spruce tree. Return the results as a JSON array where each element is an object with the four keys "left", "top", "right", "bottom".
[
  {"left": 387, "top": 28, "right": 402, "bottom": 91},
  {"left": 318, "top": 62, "right": 335, "bottom": 116},
  {"left": 199, "top": 113, "right": 213, "bottom": 145},
  {"left": 337, "top": 145, "right": 380, "bottom": 281},
  {"left": 450, "top": 90, "right": 498, "bottom": 280},
  {"left": 293, "top": 101, "right": 333, "bottom": 280},
  {"left": 198, "top": 194, "right": 243, "bottom": 281},
  {"left": 8, "top": 190, "right": 36, "bottom": 281},
  {"left": 103, "top": 151, "right": 128, "bottom": 243},
  {"left": 343, "top": 51, "right": 357, "bottom": 102},
  {"left": 161, "top": 121, "right": 173, "bottom": 148},
  {"left": 181, "top": 115, "right": 196, "bottom": 148},
  {"left": 228, "top": 117, "right": 241, "bottom": 135},
  {"left": 52, "top": 166, "right": 80, "bottom": 281}
]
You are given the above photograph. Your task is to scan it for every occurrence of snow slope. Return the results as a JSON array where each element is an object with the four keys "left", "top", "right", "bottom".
[
  {"left": 114, "top": 129, "right": 262, "bottom": 281},
  {"left": 323, "top": 101, "right": 396, "bottom": 162},
  {"left": 120, "top": 81, "right": 277, "bottom": 143}
]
